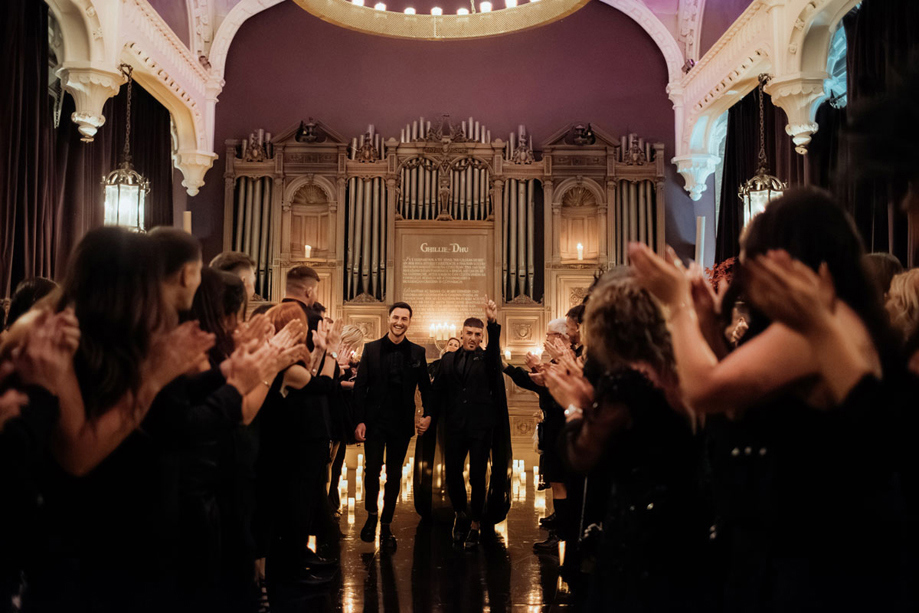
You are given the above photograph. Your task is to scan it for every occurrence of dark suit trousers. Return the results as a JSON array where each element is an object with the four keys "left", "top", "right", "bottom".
[
  {"left": 363, "top": 428, "right": 411, "bottom": 523},
  {"left": 445, "top": 430, "right": 491, "bottom": 521}
]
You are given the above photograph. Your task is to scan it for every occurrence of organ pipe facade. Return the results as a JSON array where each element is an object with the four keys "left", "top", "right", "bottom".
[{"left": 223, "top": 118, "right": 665, "bottom": 323}]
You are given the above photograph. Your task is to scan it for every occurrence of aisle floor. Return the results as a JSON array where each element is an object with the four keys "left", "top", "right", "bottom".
[{"left": 269, "top": 461, "right": 570, "bottom": 612}]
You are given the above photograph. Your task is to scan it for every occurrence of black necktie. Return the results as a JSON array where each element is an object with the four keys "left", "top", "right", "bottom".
[{"left": 457, "top": 350, "right": 469, "bottom": 381}]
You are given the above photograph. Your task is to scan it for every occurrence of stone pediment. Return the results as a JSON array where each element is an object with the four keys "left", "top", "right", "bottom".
[
  {"left": 271, "top": 118, "right": 348, "bottom": 145},
  {"left": 541, "top": 122, "right": 621, "bottom": 150}
]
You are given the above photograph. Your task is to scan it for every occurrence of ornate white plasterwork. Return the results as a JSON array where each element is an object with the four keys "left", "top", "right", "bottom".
[
  {"left": 677, "top": 0, "right": 705, "bottom": 62},
  {"left": 120, "top": 0, "right": 217, "bottom": 192},
  {"left": 670, "top": 0, "right": 858, "bottom": 197},
  {"left": 188, "top": 0, "right": 215, "bottom": 60}
]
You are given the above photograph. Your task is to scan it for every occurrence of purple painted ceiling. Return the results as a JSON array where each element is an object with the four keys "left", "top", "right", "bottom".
[
  {"left": 147, "top": 0, "right": 190, "bottom": 47},
  {"left": 699, "top": 0, "right": 751, "bottom": 57},
  {"left": 192, "top": 0, "right": 700, "bottom": 259}
]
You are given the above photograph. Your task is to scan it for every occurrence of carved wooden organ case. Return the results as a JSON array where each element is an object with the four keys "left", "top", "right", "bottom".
[{"left": 224, "top": 117, "right": 664, "bottom": 451}]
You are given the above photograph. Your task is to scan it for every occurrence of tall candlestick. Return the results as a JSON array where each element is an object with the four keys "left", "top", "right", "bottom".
[
  {"left": 577, "top": 243, "right": 584, "bottom": 261},
  {"left": 183, "top": 211, "right": 192, "bottom": 234},
  {"left": 304, "top": 244, "right": 312, "bottom": 259}
]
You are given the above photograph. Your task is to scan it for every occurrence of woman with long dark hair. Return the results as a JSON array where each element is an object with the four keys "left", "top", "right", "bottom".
[{"left": 630, "top": 187, "right": 905, "bottom": 612}]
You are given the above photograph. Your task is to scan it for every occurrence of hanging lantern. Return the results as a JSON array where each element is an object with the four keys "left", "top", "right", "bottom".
[
  {"left": 738, "top": 74, "right": 785, "bottom": 228},
  {"left": 103, "top": 64, "right": 149, "bottom": 232}
]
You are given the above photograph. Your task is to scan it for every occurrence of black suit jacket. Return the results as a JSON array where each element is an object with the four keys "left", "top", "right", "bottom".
[
  {"left": 352, "top": 336, "right": 432, "bottom": 439},
  {"left": 428, "top": 320, "right": 504, "bottom": 433}
]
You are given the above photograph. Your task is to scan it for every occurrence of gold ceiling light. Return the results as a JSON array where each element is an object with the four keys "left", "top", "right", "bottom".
[{"left": 292, "top": 0, "right": 590, "bottom": 40}]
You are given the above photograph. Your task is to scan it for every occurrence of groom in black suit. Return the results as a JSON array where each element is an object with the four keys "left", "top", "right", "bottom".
[
  {"left": 353, "top": 302, "right": 432, "bottom": 549},
  {"left": 424, "top": 297, "right": 503, "bottom": 549}
]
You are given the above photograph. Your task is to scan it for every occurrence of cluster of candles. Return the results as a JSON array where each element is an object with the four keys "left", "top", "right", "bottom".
[
  {"left": 350, "top": 0, "right": 539, "bottom": 13},
  {"left": 338, "top": 454, "right": 415, "bottom": 527},
  {"left": 429, "top": 322, "right": 457, "bottom": 341}
]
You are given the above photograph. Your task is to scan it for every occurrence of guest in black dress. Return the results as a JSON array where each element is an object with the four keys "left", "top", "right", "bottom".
[
  {"left": 503, "top": 318, "right": 570, "bottom": 555},
  {"left": 630, "top": 187, "right": 906, "bottom": 612},
  {"left": 328, "top": 324, "right": 366, "bottom": 515},
  {"left": 258, "top": 303, "right": 341, "bottom": 588},
  {"left": 549, "top": 268, "right": 717, "bottom": 612}
]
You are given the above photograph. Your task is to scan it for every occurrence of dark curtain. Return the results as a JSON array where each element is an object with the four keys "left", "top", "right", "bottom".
[
  {"left": 807, "top": 101, "right": 846, "bottom": 192},
  {"left": 0, "top": 0, "right": 56, "bottom": 297},
  {"left": 53, "top": 82, "right": 174, "bottom": 277},
  {"left": 715, "top": 88, "right": 806, "bottom": 261},
  {"left": 0, "top": 0, "right": 174, "bottom": 298},
  {"left": 840, "top": 0, "right": 919, "bottom": 261}
]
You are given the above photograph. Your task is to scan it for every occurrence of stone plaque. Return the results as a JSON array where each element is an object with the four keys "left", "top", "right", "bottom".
[{"left": 395, "top": 222, "right": 494, "bottom": 342}]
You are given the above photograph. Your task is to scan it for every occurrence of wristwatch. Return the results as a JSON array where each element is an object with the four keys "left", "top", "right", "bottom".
[{"left": 330, "top": 351, "right": 339, "bottom": 360}]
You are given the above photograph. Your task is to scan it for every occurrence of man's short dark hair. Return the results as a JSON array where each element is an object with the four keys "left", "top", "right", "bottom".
[
  {"left": 566, "top": 304, "right": 585, "bottom": 324},
  {"left": 286, "top": 266, "right": 320, "bottom": 291},
  {"left": 389, "top": 302, "right": 413, "bottom": 317},
  {"left": 463, "top": 317, "right": 484, "bottom": 329},
  {"left": 311, "top": 302, "right": 326, "bottom": 315},
  {"left": 210, "top": 251, "right": 255, "bottom": 274}
]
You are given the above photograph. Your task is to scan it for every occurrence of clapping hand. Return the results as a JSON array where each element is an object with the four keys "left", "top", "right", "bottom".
[
  {"left": 223, "top": 341, "right": 279, "bottom": 395},
  {"left": 745, "top": 250, "right": 836, "bottom": 334},
  {"left": 12, "top": 309, "right": 81, "bottom": 395},
  {"left": 629, "top": 242, "right": 691, "bottom": 310},
  {"left": 524, "top": 351, "right": 543, "bottom": 371},
  {"left": 544, "top": 361, "right": 594, "bottom": 420},
  {"left": 145, "top": 322, "right": 215, "bottom": 389},
  {"left": 544, "top": 337, "right": 575, "bottom": 363},
  {"left": 234, "top": 314, "right": 273, "bottom": 348}
]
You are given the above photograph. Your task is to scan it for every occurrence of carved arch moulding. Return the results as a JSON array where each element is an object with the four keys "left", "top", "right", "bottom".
[
  {"left": 671, "top": 0, "right": 858, "bottom": 200},
  {"left": 46, "top": 0, "right": 217, "bottom": 195}
]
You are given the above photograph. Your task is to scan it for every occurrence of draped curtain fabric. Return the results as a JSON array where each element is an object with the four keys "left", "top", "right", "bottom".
[
  {"left": 839, "top": 0, "right": 919, "bottom": 261},
  {"left": 1, "top": 0, "right": 174, "bottom": 296},
  {"left": 715, "top": 89, "right": 806, "bottom": 262},
  {"left": 1, "top": 0, "right": 55, "bottom": 296},
  {"left": 52, "top": 87, "right": 174, "bottom": 277}
]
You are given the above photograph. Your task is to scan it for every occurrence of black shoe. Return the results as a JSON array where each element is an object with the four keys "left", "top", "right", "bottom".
[
  {"left": 360, "top": 514, "right": 378, "bottom": 543},
  {"left": 380, "top": 523, "right": 397, "bottom": 552},
  {"left": 302, "top": 548, "right": 337, "bottom": 569},
  {"left": 464, "top": 525, "right": 480, "bottom": 550},
  {"left": 539, "top": 512, "right": 557, "bottom": 528},
  {"left": 291, "top": 569, "right": 335, "bottom": 588},
  {"left": 452, "top": 513, "right": 468, "bottom": 543},
  {"left": 533, "top": 532, "right": 560, "bottom": 555}
]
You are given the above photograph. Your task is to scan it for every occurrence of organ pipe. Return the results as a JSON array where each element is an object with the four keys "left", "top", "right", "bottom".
[
  {"left": 346, "top": 178, "right": 357, "bottom": 296},
  {"left": 526, "top": 179, "right": 534, "bottom": 297},
  {"left": 516, "top": 180, "right": 526, "bottom": 294},
  {"left": 371, "top": 177, "right": 380, "bottom": 296}
]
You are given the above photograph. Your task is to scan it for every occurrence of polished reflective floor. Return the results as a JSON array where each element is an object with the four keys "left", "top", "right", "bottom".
[{"left": 269, "top": 452, "right": 569, "bottom": 612}]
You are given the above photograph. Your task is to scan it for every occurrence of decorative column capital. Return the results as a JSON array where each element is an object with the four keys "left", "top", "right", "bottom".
[
  {"left": 764, "top": 73, "right": 828, "bottom": 155},
  {"left": 58, "top": 65, "right": 123, "bottom": 142},
  {"left": 672, "top": 153, "right": 720, "bottom": 201},
  {"left": 176, "top": 150, "right": 218, "bottom": 196}
]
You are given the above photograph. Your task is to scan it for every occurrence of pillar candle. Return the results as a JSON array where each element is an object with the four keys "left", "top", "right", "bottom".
[
  {"left": 183, "top": 211, "right": 192, "bottom": 234},
  {"left": 304, "top": 244, "right": 312, "bottom": 259},
  {"left": 450, "top": 324, "right": 456, "bottom": 338},
  {"left": 577, "top": 243, "right": 584, "bottom": 261},
  {"left": 504, "top": 349, "right": 511, "bottom": 361}
]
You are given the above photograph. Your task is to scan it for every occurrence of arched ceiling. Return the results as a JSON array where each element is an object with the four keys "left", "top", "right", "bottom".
[{"left": 177, "top": 0, "right": 736, "bottom": 70}]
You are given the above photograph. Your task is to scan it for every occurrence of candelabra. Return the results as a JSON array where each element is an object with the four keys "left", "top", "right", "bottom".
[{"left": 428, "top": 321, "right": 457, "bottom": 352}]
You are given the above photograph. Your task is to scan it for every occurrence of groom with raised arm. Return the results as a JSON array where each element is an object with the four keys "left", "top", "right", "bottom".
[
  {"left": 352, "top": 302, "right": 432, "bottom": 550},
  {"left": 425, "top": 296, "right": 508, "bottom": 550}
]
